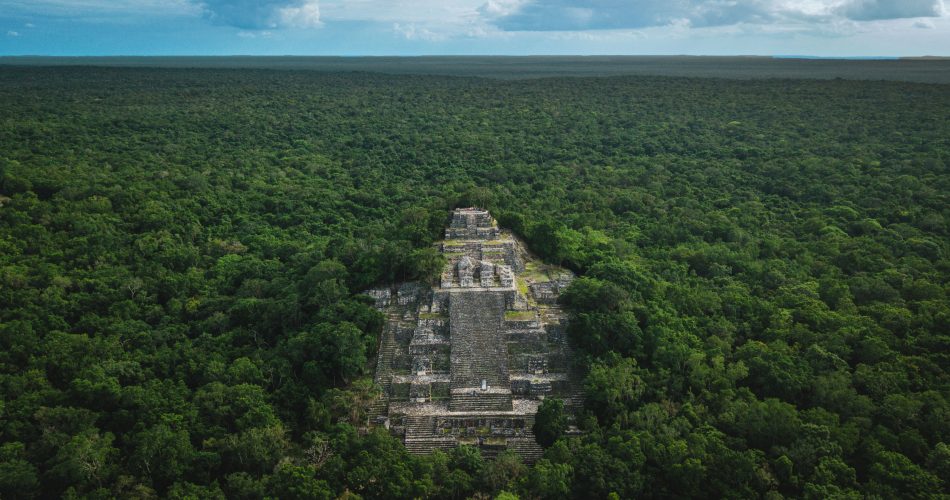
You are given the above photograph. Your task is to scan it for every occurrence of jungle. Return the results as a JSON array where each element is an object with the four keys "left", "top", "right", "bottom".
[{"left": 0, "top": 64, "right": 948, "bottom": 498}]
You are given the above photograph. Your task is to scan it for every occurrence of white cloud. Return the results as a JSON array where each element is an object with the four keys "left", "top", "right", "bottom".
[
  {"left": 393, "top": 22, "right": 448, "bottom": 41},
  {"left": 315, "top": 0, "right": 508, "bottom": 42},
  {"left": 479, "top": 0, "right": 528, "bottom": 17},
  {"left": 1, "top": 0, "right": 202, "bottom": 18},
  {"left": 277, "top": 0, "right": 321, "bottom": 28},
  {"left": 838, "top": 0, "right": 945, "bottom": 21},
  {"left": 320, "top": 0, "right": 484, "bottom": 23},
  {"left": 483, "top": 0, "right": 948, "bottom": 32},
  {"left": 6, "top": 30, "right": 20, "bottom": 36},
  {"left": 196, "top": 0, "right": 322, "bottom": 29},
  {"left": 2, "top": 0, "right": 948, "bottom": 51},
  {"left": 548, "top": 28, "right": 645, "bottom": 41},
  {"left": 237, "top": 30, "right": 274, "bottom": 37}
]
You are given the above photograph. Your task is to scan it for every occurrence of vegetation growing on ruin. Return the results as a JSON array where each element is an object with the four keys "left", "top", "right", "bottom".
[{"left": 0, "top": 65, "right": 948, "bottom": 498}]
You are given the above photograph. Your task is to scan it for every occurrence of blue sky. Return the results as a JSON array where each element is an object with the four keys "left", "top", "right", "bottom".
[{"left": 1, "top": 0, "right": 948, "bottom": 56}]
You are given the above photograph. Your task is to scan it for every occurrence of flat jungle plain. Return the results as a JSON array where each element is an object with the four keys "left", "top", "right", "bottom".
[{"left": 0, "top": 59, "right": 948, "bottom": 498}]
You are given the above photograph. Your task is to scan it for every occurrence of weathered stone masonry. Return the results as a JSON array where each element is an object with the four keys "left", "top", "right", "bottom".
[{"left": 366, "top": 208, "right": 582, "bottom": 462}]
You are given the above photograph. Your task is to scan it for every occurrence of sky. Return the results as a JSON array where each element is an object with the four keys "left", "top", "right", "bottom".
[{"left": 1, "top": 0, "right": 948, "bottom": 56}]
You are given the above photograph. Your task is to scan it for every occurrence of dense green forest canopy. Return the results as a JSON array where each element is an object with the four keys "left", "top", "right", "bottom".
[
  {"left": 3, "top": 56, "right": 950, "bottom": 83},
  {"left": 0, "top": 66, "right": 948, "bottom": 498}
]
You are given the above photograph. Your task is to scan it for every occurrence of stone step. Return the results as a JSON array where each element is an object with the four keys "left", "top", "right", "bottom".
[
  {"left": 366, "top": 400, "right": 388, "bottom": 420},
  {"left": 449, "top": 392, "right": 513, "bottom": 412},
  {"left": 403, "top": 416, "right": 438, "bottom": 439},
  {"left": 506, "top": 438, "right": 544, "bottom": 464},
  {"left": 404, "top": 438, "right": 458, "bottom": 455},
  {"left": 373, "top": 323, "right": 398, "bottom": 394}
]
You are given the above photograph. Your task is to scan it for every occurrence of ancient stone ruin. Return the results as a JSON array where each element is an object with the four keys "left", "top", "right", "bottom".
[{"left": 365, "top": 208, "right": 581, "bottom": 462}]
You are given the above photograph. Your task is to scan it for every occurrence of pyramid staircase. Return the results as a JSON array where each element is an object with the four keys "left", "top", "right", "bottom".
[
  {"left": 367, "top": 317, "right": 399, "bottom": 422},
  {"left": 448, "top": 391, "right": 514, "bottom": 412}
]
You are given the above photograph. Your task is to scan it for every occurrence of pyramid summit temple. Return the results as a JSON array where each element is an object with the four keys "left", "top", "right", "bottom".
[{"left": 365, "top": 208, "right": 581, "bottom": 462}]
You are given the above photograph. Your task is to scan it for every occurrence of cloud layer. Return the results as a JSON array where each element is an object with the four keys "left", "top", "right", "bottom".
[
  {"left": 1, "top": 0, "right": 947, "bottom": 57},
  {"left": 198, "top": 0, "right": 320, "bottom": 29},
  {"left": 839, "top": 0, "right": 944, "bottom": 21},
  {"left": 484, "top": 0, "right": 946, "bottom": 31}
]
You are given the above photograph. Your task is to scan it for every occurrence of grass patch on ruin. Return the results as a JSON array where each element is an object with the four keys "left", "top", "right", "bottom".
[
  {"left": 505, "top": 310, "right": 537, "bottom": 321},
  {"left": 523, "top": 261, "right": 558, "bottom": 282},
  {"left": 516, "top": 277, "right": 530, "bottom": 296}
]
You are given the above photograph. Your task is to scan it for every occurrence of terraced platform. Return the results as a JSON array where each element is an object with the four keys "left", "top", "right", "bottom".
[
  {"left": 449, "top": 291, "right": 513, "bottom": 411},
  {"left": 366, "top": 208, "right": 581, "bottom": 463}
]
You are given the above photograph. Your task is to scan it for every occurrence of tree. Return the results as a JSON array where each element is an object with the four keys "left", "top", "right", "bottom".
[
  {"left": 867, "top": 450, "right": 943, "bottom": 499},
  {"left": 559, "top": 277, "right": 629, "bottom": 313},
  {"left": 533, "top": 399, "right": 566, "bottom": 448},
  {"left": 0, "top": 442, "right": 39, "bottom": 498},
  {"left": 480, "top": 451, "right": 526, "bottom": 494},
  {"left": 48, "top": 430, "right": 119, "bottom": 492},
  {"left": 131, "top": 416, "right": 197, "bottom": 490},
  {"left": 268, "top": 463, "right": 333, "bottom": 500},
  {"left": 405, "top": 247, "right": 446, "bottom": 285},
  {"left": 327, "top": 378, "right": 380, "bottom": 426},
  {"left": 301, "top": 260, "right": 350, "bottom": 309},
  {"left": 216, "top": 424, "right": 290, "bottom": 475},
  {"left": 285, "top": 322, "right": 369, "bottom": 389},
  {"left": 524, "top": 459, "right": 572, "bottom": 499},
  {"left": 585, "top": 357, "right": 645, "bottom": 424},
  {"left": 321, "top": 322, "right": 369, "bottom": 384}
]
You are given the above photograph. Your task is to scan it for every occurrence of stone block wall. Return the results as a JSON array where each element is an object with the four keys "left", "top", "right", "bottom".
[{"left": 369, "top": 209, "right": 578, "bottom": 464}]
